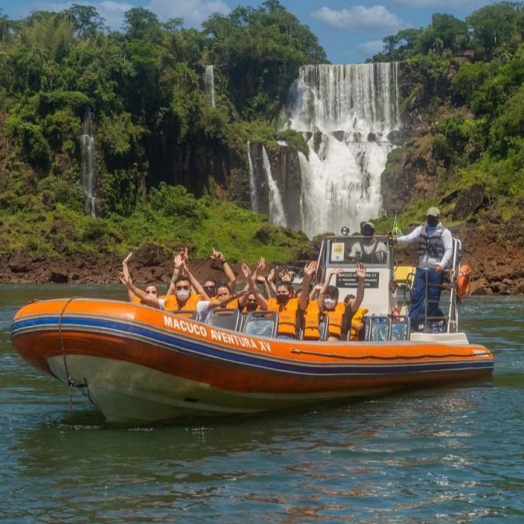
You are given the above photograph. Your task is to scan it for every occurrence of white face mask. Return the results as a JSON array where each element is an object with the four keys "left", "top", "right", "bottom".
[
  {"left": 323, "top": 298, "right": 336, "bottom": 310},
  {"left": 176, "top": 289, "right": 190, "bottom": 301}
]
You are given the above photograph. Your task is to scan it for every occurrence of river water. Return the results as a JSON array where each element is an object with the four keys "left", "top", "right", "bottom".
[{"left": 1, "top": 286, "right": 523, "bottom": 523}]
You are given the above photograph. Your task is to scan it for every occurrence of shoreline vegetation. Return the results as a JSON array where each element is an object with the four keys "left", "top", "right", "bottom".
[{"left": 2, "top": 220, "right": 524, "bottom": 298}]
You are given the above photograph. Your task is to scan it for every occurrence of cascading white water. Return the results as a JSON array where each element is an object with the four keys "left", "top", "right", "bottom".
[
  {"left": 262, "top": 146, "right": 286, "bottom": 226},
  {"left": 204, "top": 65, "right": 216, "bottom": 108},
  {"left": 247, "top": 142, "right": 286, "bottom": 223},
  {"left": 79, "top": 110, "right": 97, "bottom": 218},
  {"left": 287, "top": 62, "right": 399, "bottom": 237},
  {"left": 246, "top": 141, "right": 260, "bottom": 213}
]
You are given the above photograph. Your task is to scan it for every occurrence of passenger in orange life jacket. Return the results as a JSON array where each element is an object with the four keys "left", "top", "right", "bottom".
[
  {"left": 267, "top": 266, "right": 296, "bottom": 297},
  {"left": 154, "top": 255, "right": 208, "bottom": 312},
  {"left": 238, "top": 262, "right": 268, "bottom": 312},
  {"left": 266, "top": 261, "right": 317, "bottom": 339},
  {"left": 163, "top": 268, "right": 208, "bottom": 313},
  {"left": 318, "top": 263, "right": 367, "bottom": 341},
  {"left": 343, "top": 294, "right": 368, "bottom": 341},
  {"left": 118, "top": 272, "right": 167, "bottom": 309},
  {"left": 120, "top": 251, "right": 166, "bottom": 309},
  {"left": 167, "top": 247, "right": 236, "bottom": 299},
  {"left": 196, "top": 282, "right": 247, "bottom": 321}
]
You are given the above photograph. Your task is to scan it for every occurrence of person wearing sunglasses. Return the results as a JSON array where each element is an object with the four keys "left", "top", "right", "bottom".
[
  {"left": 202, "top": 280, "right": 218, "bottom": 298},
  {"left": 164, "top": 272, "right": 208, "bottom": 313},
  {"left": 167, "top": 248, "right": 236, "bottom": 300}
]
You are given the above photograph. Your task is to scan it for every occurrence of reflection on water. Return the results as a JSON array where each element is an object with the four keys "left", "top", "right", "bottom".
[{"left": 2, "top": 287, "right": 524, "bottom": 522}]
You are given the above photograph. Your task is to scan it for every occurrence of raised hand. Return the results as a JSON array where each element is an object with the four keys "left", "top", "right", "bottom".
[
  {"left": 256, "top": 257, "right": 266, "bottom": 273},
  {"left": 174, "top": 253, "right": 184, "bottom": 270},
  {"left": 279, "top": 268, "right": 292, "bottom": 281},
  {"left": 123, "top": 252, "right": 133, "bottom": 265},
  {"left": 211, "top": 247, "right": 225, "bottom": 263},
  {"left": 240, "top": 262, "right": 252, "bottom": 279},
  {"left": 303, "top": 261, "right": 318, "bottom": 277},
  {"left": 356, "top": 262, "right": 366, "bottom": 279},
  {"left": 180, "top": 260, "right": 189, "bottom": 275},
  {"left": 118, "top": 271, "right": 132, "bottom": 287}
]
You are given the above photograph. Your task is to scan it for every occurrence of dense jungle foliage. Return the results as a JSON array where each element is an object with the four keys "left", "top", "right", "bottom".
[
  {"left": 1, "top": 0, "right": 524, "bottom": 263},
  {"left": 373, "top": 1, "right": 524, "bottom": 221}
]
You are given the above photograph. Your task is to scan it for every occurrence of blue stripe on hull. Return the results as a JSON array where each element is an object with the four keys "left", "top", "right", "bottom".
[{"left": 11, "top": 315, "right": 494, "bottom": 378}]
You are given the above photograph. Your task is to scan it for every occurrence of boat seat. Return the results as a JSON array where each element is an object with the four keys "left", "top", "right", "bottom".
[
  {"left": 364, "top": 315, "right": 392, "bottom": 341},
  {"left": 390, "top": 315, "right": 410, "bottom": 341},
  {"left": 205, "top": 307, "right": 243, "bottom": 331},
  {"left": 242, "top": 311, "right": 278, "bottom": 338},
  {"left": 172, "top": 310, "right": 197, "bottom": 320}
]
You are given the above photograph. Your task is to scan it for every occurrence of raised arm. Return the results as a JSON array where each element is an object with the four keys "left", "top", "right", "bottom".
[
  {"left": 348, "top": 263, "right": 367, "bottom": 313},
  {"left": 122, "top": 251, "right": 135, "bottom": 302},
  {"left": 252, "top": 257, "right": 271, "bottom": 299},
  {"left": 317, "top": 267, "right": 343, "bottom": 309},
  {"left": 267, "top": 267, "right": 277, "bottom": 297},
  {"left": 309, "top": 284, "right": 322, "bottom": 301},
  {"left": 182, "top": 261, "right": 209, "bottom": 300},
  {"left": 238, "top": 262, "right": 268, "bottom": 310},
  {"left": 118, "top": 272, "right": 162, "bottom": 309},
  {"left": 211, "top": 248, "right": 237, "bottom": 291},
  {"left": 167, "top": 250, "right": 187, "bottom": 296},
  {"left": 299, "top": 261, "right": 318, "bottom": 311}
]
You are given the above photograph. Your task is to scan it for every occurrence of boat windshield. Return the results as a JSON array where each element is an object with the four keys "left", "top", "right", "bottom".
[{"left": 324, "top": 235, "right": 390, "bottom": 267}]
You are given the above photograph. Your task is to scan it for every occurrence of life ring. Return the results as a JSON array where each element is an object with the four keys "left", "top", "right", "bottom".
[{"left": 456, "top": 264, "right": 472, "bottom": 299}]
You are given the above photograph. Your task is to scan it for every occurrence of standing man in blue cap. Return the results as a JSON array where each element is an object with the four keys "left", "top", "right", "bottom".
[{"left": 391, "top": 207, "right": 453, "bottom": 330}]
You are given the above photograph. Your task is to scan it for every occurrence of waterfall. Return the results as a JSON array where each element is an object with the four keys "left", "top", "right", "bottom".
[
  {"left": 79, "top": 110, "right": 97, "bottom": 218},
  {"left": 247, "top": 142, "right": 286, "bottom": 224},
  {"left": 262, "top": 146, "right": 286, "bottom": 226},
  {"left": 247, "top": 141, "right": 260, "bottom": 213},
  {"left": 286, "top": 62, "right": 399, "bottom": 237},
  {"left": 204, "top": 65, "right": 216, "bottom": 108}
]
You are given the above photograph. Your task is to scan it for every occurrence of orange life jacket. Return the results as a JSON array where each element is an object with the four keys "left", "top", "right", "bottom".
[
  {"left": 132, "top": 294, "right": 166, "bottom": 307},
  {"left": 267, "top": 297, "right": 300, "bottom": 337},
  {"left": 324, "top": 302, "right": 346, "bottom": 338},
  {"left": 164, "top": 293, "right": 202, "bottom": 312},
  {"left": 302, "top": 301, "right": 321, "bottom": 340},
  {"left": 212, "top": 298, "right": 240, "bottom": 310},
  {"left": 350, "top": 307, "right": 369, "bottom": 340}
]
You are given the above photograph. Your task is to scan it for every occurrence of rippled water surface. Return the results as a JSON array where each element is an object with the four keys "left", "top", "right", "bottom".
[{"left": 1, "top": 287, "right": 524, "bottom": 523}]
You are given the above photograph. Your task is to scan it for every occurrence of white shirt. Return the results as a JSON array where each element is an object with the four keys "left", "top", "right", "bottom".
[
  {"left": 397, "top": 223, "right": 453, "bottom": 269},
  {"left": 196, "top": 300, "right": 211, "bottom": 322}
]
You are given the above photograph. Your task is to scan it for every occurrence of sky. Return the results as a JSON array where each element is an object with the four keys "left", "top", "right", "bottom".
[{"left": 2, "top": 0, "right": 500, "bottom": 63}]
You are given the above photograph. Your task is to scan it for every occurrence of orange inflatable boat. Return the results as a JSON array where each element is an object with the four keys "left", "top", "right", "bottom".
[{"left": 11, "top": 296, "right": 493, "bottom": 423}]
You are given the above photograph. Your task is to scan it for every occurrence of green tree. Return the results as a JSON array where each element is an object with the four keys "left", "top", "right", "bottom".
[
  {"left": 203, "top": 0, "right": 327, "bottom": 119},
  {"left": 122, "top": 8, "right": 162, "bottom": 43},
  {"left": 467, "top": 2, "right": 523, "bottom": 54},
  {"left": 65, "top": 4, "right": 107, "bottom": 38}
]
